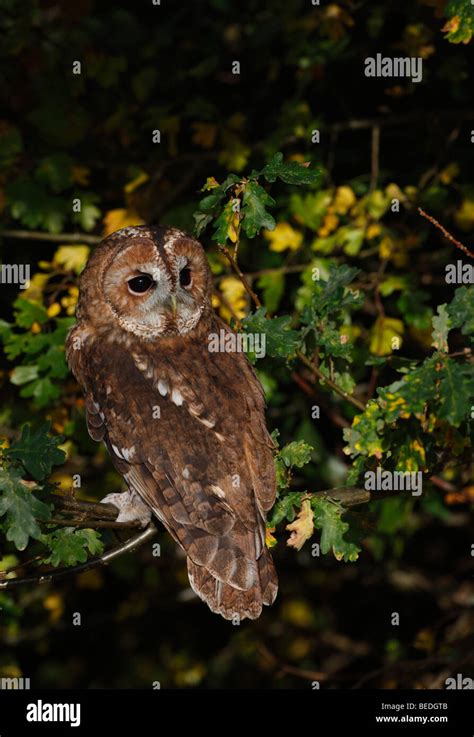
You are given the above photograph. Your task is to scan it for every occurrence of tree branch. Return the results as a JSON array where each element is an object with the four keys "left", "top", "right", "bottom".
[
  {"left": 297, "top": 351, "right": 366, "bottom": 411},
  {"left": 218, "top": 244, "right": 263, "bottom": 308},
  {"left": 0, "top": 229, "right": 101, "bottom": 245},
  {"left": 0, "top": 525, "right": 157, "bottom": 589},
  {"left": 418, "top": 208, "right": 474, "bottom": 259}
]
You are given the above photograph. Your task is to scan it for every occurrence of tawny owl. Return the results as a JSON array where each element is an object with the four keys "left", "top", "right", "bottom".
[{"left": 66, "top": 225, "right": 278, "bottom": 620}]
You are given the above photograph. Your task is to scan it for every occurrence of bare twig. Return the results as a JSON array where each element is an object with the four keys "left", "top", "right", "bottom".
[
  {"left": 297, "top": 351, "right": 366, "bottom": 411},
  {"left": 218, "top": 244, "right": 263, "bottom": 308},
  {"left": 369, "top": 125, "right": 380, "bottom": 192},
  {"left": 49, "top": 517, "right": 143, "bottom": 530},
  {"left": 0, "top": 229, "right": 101, "bottom": 245},
  {"left": 0, "top": 525, "right": 157, "bottom": 589},
  {"left": 418, "top": 208, "right": 474, "bottom": 259},
  {"left": 258, "top": 643, "right": 328, "bottom": 682},
  {"left": 51, "top": 496, "right": 120, "bottom": 520}
]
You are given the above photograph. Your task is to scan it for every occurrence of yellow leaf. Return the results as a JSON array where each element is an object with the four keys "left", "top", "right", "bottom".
[
  {"left": 57, "top": 440, "right": 74, "bottom": 461},
  {"left": 366, "top": 223, "right": 382, "bottom": 239},
  {"left": 282, "top": 599, "right": 314, "bottom": 627},
  {"left": 318, "top": 212, "right": 339, "bottom": 237},
  {"left": 124, "top": 171, "right": 149, "bottom": 194},
  {"left": 288, "top": 152, "right": 306, "bottom": 163},
  {"left": 265, "top": 526, "right": 277, "bottom": 548},
  {"left": 370, "top": 316, "right": 404, "bottom": 356},
  {"left": 191, "top": 122, "right": 218, "bottom": 149},
  {"left": 217, "top": 276, "right": 247, "bottom": 321},
  {"left": 31, "top": 322, "right": 42, "bottom": 334},
  {"left": 49, "top": 473, "right": 73, "bottom": 491},
  {"left": 442, "top": 15, "right": 461, "bottom": 34},
  {"left": 454, "top": 199, "right": 474, "bottom": 232},
  {"left": 53, "top": 245, "right": 90, "bottom": 274},
  {"left": 333, "top": 185, "right": 356, "bottom": 215},
  {"left": 286, "top": 499, "right": 314, "bottom": 551},
  {"left": 44, "top": 593, "right": 64, "bottom": 623},
  {"left": 47, "top": 302, "right": 61, "bottom": 318},
  {"left": 264, "top": 222, "right": 303, "bottom": 252},
  {"left": 103, "top": 209, "right": 144, "bottom": 237},
  {"left": 379, "top": 235, "right": 395, "bottom": 260},
  {"left": 439, "top": 162, "right": 459, "bottom": 185},
  {"left": 218, "top": 140, "right": 250, "bottom": 172},
  {"left": 203, "top": 176, "right": 220, "bottom": 190},
  {"left": 227, "top": 209, "right": 240, "bottom": 243},
  {"left": 22, "top": 273, "right": 49, "bottom": 303}
]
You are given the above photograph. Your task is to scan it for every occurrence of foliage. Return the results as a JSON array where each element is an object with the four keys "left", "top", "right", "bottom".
[{"left": 0, "top": 0, "right": 473, "bottom": 689}]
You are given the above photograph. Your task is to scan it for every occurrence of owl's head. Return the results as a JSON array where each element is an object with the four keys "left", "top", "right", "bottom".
[{"left": 77, "top": 226, "right": 213, "bottom": 338}]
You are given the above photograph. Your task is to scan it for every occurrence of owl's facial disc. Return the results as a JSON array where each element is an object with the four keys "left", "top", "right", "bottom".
[{"left": 101, "top": 238, "right": 209, "bottom": 338}]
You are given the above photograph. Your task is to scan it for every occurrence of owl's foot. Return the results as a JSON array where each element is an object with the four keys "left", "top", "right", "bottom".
[{"left": 101, "top": 489, "right": 152, "bottom": 528}]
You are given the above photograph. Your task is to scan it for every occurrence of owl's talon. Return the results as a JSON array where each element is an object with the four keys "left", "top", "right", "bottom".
[{"left": 101, "top": 490, "right": 152, "bottom": 528}]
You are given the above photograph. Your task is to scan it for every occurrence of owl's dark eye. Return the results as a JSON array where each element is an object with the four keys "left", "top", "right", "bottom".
[
  {"left": 179, "top": 267, "right": 192, "bottom": 288},
  {"left": 127, "top": 274, "right": 155, "bottom": 294}
]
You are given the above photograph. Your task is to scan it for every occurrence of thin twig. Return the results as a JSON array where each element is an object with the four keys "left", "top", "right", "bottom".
[
  {"left": 218, "top": 244, "right": 263, "bottom": 308},
  {"left": 369, "top": 125, "right": 380, "bottom": 192},
  {"left": 0, "top": 525, "right": 157, "bottom": 589},
  {"left": 297, "top": 351, "right": 366, "bottom": 411},
  {"left": 0, "top": 229, "right": 101, "bottom": 245},
  {"left": 49, "top": 517, "right": 142, "bottom": 530},
  {"left": 418, "top": 208, "right": 474, "bottom": 259}
]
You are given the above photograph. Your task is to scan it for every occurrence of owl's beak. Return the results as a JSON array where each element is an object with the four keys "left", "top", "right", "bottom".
[{"left": 170, "top": 294, "right": 178, "bottom": 316}]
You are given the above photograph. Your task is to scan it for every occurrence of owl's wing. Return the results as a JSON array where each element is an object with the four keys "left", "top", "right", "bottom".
[{"left": 66, "top": 324, "right": 277, "bottom": 619}]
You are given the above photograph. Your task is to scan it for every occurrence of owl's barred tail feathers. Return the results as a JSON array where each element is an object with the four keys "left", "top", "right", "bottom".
[{"left": 187, "top": 548, "right": 278, "bottom": 621}]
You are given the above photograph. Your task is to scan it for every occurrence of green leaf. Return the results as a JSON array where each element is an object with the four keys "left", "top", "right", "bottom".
[
  {"left": 309, "top": 264, "right": 362, "bottom": 319},
  {"left": 0, "top": 467, "right": 50, "bottom": 551},
  {"left": 311, "top": 498, "right": 360, "bottom": 562},
  {"left": 10, "top": 365, "right": 39, "bottom": 385},
  {"left": 241, "top": 181, "right": 276, "bottom": 238},
  {"left": 72, "top": 192, "right": 101, "bottom": 232},
  {"left": 289, "top": 191, "right": 331, "bottom": 231},
  {"left": 199, "top": 188, "right": 226, "bottom": 212},
  {"left": 7, "top": 175, "right": 68, "bottom": 233},
  {"left": 279, "top": 440, "right": 314, "bottom": 468},
  {"left": 20, "top": 377, "right": 61, "bottom": 407},
  {"left": 13, "top": 298, "right": 48, "bottom": 328},
  {"left": 43, "top": 528, "right": 104, "bottom": 567},
  {"left": 431, "top": 304, "right": 450, "bottom": 352},
  {"left": 448, "top": 285, "right": 474, "bottom": 339},
  {"left": 212, "top": 200, "right": 237, "bottom": 243},
  {"left": 5, "top": 422, "right": 65, "bottom": 481},
  {"left": 268, "top": 491, "right": 304, "bottom": 526},
  {"left": 377, "top": 357, "right": 439, "bottom": 422},
  {"left": 438, "top": 359, "right": 474, "bottom": 426},
  {"left": 261, "top": 152, "right": 319, "bottom": 186},
  {"left": 397, "top": 289, "right": 433, "bottom": 330},
  {"left": 242, "top": 307, "right": 301, "bottom": 358},
  {"left": 193, "top": 211, "right": 213, "bottom": 237},
  {"left": 256, "top": 272, "right": 284, "bottom": 313},
  {"left": 36, "top": 153, "right": 73, "bottom": 193}
]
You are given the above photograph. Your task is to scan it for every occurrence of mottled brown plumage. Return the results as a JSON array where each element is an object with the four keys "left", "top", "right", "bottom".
[{"left": 66, "top": 225, "right": 277, "bottom": 620}]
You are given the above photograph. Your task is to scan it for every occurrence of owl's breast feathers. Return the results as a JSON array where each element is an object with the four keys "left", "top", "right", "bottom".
[{"left": 66, "top": 317, "right": 278, "bottom": 619}]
